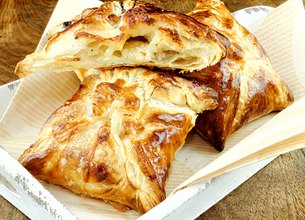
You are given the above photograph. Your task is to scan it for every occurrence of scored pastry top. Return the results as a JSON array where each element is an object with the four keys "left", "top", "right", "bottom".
[{"left": 18, "top": 67, "right": 217, "bottom": 213}]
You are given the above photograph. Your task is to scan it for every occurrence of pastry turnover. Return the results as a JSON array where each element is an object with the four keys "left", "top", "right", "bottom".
[
  {"left": 18, "top": 67, "right": 217, "bottom": 213},
  {"left": 15, "top": 0, "right": 228, "bottom": 79},
  {"left": 186, "top": 0, "right": 294, "bottom": 150}
]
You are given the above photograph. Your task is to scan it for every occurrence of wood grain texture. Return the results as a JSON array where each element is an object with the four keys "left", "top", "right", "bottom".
[
  {"left": 0, "top": 0, "right": 305, "bottom": 219},
  {"left": 0, "top": 0, "right": 57, "bottom": 86},
  {"left": 200, "top": 151, "right": 305, "bottom": 220},
  {"left": 0, "top": 196, "right": 28, "bottom": 220}
]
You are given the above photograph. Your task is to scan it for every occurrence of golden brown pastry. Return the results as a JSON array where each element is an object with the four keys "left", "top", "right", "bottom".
[
  {"left": 15, "top": 0, "right": 228, "bottom": 79},
  {"left": 18, "top": 67, "right": 217, "bottom": 213},
  {"left": 185, "top": 0, "right": 294, "bottom": 150}
]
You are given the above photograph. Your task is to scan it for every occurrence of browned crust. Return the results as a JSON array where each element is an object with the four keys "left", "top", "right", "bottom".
[
  {"left": 43, "top": 1, "right": 228, "bottom": 59},
  {"left": 18, "top": 67, "right": 217, "bottom": 213},
  {"left": 187, "top": 0, "right": 293, "bottom": 150}
]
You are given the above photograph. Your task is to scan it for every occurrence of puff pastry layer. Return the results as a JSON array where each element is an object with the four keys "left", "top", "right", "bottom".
[
  {"left": 186, "top": 0, "right": 294, "bottom": 150},
  {"left": 18, "top": 67, "right": 217, "bottom": 213},
  {"left": 15, "top": 0, "right": 228, "bottom": 79}
]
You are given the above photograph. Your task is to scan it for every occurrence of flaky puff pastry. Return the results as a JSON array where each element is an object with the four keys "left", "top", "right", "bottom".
[
  {"left": 15, "top": 0, "right": 228, "bottom": 79},
  {"left": 185, "top": 0, "right": 294, "bottom": 150},
  {"left": 18, "top": 67, "right": 217, "bottom": 213}
]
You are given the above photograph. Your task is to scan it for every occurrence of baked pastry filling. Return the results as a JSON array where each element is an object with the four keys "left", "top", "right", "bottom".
[{"left": 15, "top": 1, "right": 228, "bottom": 78}]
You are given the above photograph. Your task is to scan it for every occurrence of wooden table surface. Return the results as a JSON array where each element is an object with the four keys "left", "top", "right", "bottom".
[{"left": 0, "top": 0, "right": 305, "bottom": 219}]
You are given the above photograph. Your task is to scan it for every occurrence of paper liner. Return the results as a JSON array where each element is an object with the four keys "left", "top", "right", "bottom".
[
  {"left": 0, "top": 0, "right": 304, "bottom": 218},
  {"left": 171, "top": 0, "right": 305, "bottom": 193}
]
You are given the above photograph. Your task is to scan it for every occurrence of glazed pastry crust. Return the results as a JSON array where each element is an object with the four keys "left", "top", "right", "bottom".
[
  {"left": 15, "top": 0, "right": 228, "bottom": 79},
  {"left": 18, "top": 67, "right": 217, "bottom": 213},
  {"left": 186, "top": 0, "right": 294, "bottom": 150}
]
